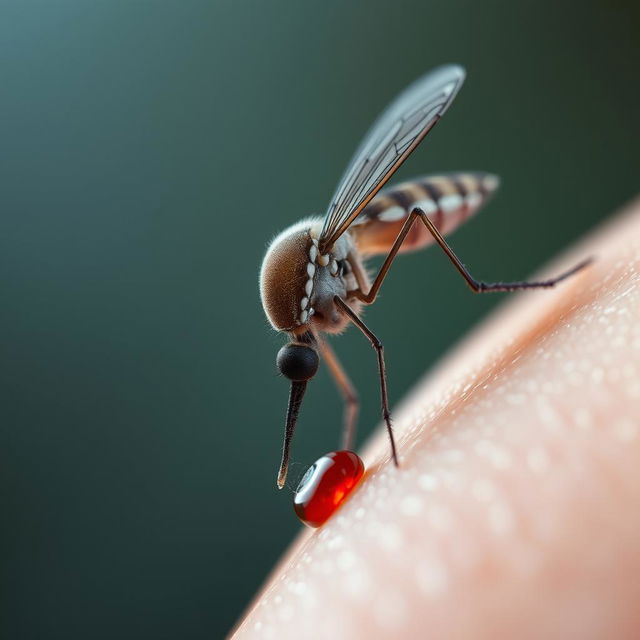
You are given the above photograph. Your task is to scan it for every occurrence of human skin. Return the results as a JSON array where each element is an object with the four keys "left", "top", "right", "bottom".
[{"left": 232, "top": 200, "right": 640, "bottom": 640}]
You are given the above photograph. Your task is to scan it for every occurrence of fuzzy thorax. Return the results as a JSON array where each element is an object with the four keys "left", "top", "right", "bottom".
[{"left": 259, "top": 218, "right": 367, "bottom": 335}]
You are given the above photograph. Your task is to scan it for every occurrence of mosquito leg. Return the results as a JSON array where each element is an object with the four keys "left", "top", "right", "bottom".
[
  {"left": 317, "top": 337, "right": 359, "bottom": 450},
  {"left": 414, "top": 207, "right": 593, "bottom": 293},
  {"left": 334, "top": 296, "right": 399, "bottom": 467},
  {"left": 352, "top": 210, "right": 421, "bottom": 304}
]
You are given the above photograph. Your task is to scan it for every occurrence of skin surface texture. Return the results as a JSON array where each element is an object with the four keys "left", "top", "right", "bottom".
[{"left": 232, "top": 199, "right": 640, "bottom": 640}]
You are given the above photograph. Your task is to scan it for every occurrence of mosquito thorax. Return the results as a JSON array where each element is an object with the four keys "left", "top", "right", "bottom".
[{"left": 259, "top": 218, "right": 367, "bottom": 335}]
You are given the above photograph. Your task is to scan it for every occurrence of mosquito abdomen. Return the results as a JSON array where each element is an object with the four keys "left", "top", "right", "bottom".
[{"left": 352, "top": 172, "right": 500, "bottom": 255}]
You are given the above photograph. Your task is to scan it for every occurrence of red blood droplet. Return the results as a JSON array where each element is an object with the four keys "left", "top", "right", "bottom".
[{"left": 293, "top": 450, "right": 365, "bottom": 527}]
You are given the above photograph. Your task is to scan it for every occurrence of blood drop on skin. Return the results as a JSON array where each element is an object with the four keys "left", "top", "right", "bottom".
[{"left": 293, "top": 451, "right": 365, "bottom": 527}]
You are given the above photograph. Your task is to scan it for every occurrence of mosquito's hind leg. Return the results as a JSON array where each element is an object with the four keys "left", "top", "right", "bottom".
[
  {"left": 351, "top": 210, "right": 421, "bottom": 305},
  {"left": 317, "top": 337, "right": 359, "bottom": 450},
  {"left": 414, "top": 207, "right": 593, "bottom": 292}
]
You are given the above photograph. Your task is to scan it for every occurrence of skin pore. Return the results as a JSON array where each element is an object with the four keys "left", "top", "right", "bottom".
[{"left": 233, "top": 199, "right": 640, "bottom": 640}]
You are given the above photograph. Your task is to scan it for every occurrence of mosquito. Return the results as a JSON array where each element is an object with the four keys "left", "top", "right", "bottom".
[{"left": 259, "top": 65, "right": 591, "bottom": 489}]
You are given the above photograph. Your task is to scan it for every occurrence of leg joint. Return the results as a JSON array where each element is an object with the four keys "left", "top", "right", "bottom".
[{"left": 345, "top": 389, "right": 359, "bottom": 405}]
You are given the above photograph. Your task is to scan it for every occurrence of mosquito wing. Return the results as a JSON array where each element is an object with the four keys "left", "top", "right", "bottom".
[{"left": 319, "top": 65, "right": 465, "bottom": 252}]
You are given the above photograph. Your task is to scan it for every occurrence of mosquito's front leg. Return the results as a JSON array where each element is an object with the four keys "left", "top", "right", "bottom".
[
  {"left": 334, "top": 296, "right": 399, "bottom": 467},
  {"left": 414, "top": 207, "right": 593, "bottom": 293},
  {"left": 317, "top": 337, "right": 359, "bottom": 450}
]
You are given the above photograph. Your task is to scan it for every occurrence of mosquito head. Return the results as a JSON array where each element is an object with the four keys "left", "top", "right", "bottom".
[
  {"left": 260, "top": 219, "right": 366, "bottom": 336},
  {"left": 275, "top": 339, "right": 319, "bottom": 489},
  {"left": 277, "top": 342, "right": 319, "bottom": 382}
]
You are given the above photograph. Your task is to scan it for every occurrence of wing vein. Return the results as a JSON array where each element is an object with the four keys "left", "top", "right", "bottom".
[{"left": 319, "top": 65, "right": 465, "bottom": 251}]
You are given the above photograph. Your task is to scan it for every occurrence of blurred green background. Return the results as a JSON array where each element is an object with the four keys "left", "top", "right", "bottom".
[{"left": 2, "top": 1, "right": 638, "bottom": 638}]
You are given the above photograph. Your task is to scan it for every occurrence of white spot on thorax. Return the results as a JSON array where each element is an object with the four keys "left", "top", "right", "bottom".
[{"left": 304, "top": 279, "right": 313, "bottom": 296}]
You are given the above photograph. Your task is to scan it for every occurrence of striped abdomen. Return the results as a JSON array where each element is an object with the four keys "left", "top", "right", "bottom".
[{"left": 351, "top": 172, "right": 499, "bottom": 255}]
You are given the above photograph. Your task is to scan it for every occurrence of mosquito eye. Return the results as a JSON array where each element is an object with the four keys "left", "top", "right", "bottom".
[{"left": 277, "top": 343, "right": 319, "bottom": 381}]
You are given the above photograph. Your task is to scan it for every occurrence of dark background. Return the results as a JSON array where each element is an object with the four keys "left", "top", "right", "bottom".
[{"left": 2, "top": 1, "right": 638, "bottom": 638}]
